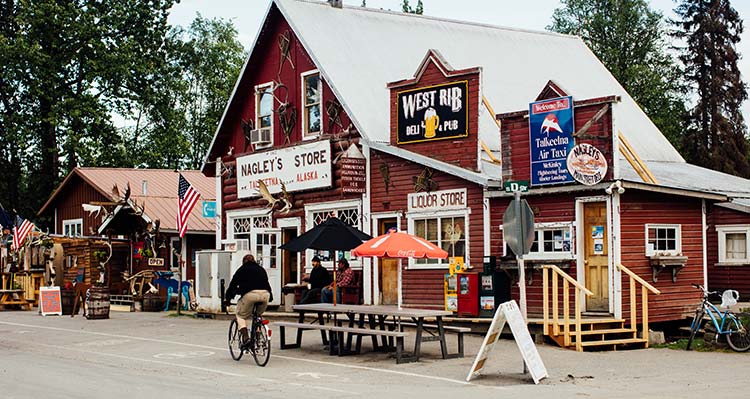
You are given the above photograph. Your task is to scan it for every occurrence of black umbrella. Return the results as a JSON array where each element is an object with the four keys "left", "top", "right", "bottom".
[{"left": 279, "top": 217, "right": 371, "bottom": 252}]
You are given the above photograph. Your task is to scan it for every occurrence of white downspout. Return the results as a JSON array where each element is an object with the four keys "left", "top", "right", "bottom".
[
  {"left": 215, "top": 157, "right": 223, "bottom": 250},
  {"left": 702, "top": 199, "right": 708, "bottom": 288},
  {"left": 362, "top": 142, "right": 373, "bottom": 305}
]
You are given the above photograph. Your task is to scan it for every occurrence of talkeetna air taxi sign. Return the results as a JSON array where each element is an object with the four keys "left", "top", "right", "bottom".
[
  {"left": 397, "top": 81, "right": 468, "bottom": 144},
  {"left": 528, "top": 96, "right": 575, "bottom": 186}
]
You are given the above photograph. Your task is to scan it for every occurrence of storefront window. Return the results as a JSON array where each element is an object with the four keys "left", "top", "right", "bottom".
[
  {"left": 412, "top": 216, "right": 466, "bottom": 266},
  {"left": 645, "top": 224, "right": 681, "bottom": 256},
  {"left": 308, "top": 204, "right": 361, "bottom": 262},
  {"left": 717, "top": 225, "right": 750, "bottom": 264},
  {"left": 503, "top": 222, "right": 574, "bottom": 260}
]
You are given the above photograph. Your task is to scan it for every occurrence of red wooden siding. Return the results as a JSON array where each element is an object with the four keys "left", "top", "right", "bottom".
[
  {"left": 47, "top": 174, "right": 110, "bottom": 235},
  {"left": 499, "top": 99, "right": 615, "bottom": 183},
  {"left": 706, "top": 204, "right": 750, "bottom": 298},
  {"left": 619, "top": 192, "right": 703, "bottom": 323},
  {"left": 369, "top": 149, "right": 484, "bottom": 308},
  {"left": 388, "top": 61, "right": 480, "bottom": 169}
]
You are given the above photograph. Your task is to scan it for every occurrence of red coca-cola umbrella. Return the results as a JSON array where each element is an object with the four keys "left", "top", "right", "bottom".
[{"left": 352, "top": 230, "right": 447, "bottom": 308}]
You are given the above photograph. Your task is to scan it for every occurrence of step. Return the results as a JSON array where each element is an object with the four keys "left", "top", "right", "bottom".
[
  {"left": 579, "top": 337, "right": 648, "bottom": 347},
  {"left": 578, "top": 328, "right": 636, "bottom": 336},
  {"left": 547, "top": 317, "right": 625, "bottom": 325}
]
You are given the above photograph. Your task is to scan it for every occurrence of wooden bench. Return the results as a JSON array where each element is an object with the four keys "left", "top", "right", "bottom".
[
  {"left": 382, "top": 320, "right": 471, "bottom": 358},
  {"left": 273, "top": 321, "right": 410, "bottom": 363},
  {"left": 0, "top": 289, "right": 31, "bottom": 310}
]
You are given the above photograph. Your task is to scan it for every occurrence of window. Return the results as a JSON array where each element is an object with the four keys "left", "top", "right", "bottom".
[
  {"left": 302, "top": 71, "right": 321, "bottom": 137},
  {"left": 645, "top": 224, "right": 681, "bottom": 256},
  {"left": 717, "top": 226, "right": 750, "bottom": 264},
  {"left": 410, "top": 215, "right": 467, "bottom": 267},
  {"left": 305, "top": 200, "right": 361, "bottom": 264},
  {"left": 63, "top": 219, "right": 83, "bottom": 237},
  {"left": 502, "top": 222, "right": 574, "bottom": 260},
  {"left": 255, "top": 83, "right": 274, "bottom": 148}
]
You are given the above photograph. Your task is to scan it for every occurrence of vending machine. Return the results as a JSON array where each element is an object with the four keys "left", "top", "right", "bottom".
[
  {"left": 444, "top": 273, "right": 457, "bottom": 312},
  {"left": 457, "top": 272, "right": 479, "bottom": 317},
  {"left": 479, "top": 256, "right": 497, "bottom": 318}
]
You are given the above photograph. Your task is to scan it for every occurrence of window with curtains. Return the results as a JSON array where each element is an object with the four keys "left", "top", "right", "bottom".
[
  {"left": 717, "top": 225, "right": 750, "bottom": 264},
  {"left": 410, "top": 215, "right": 467, "bottom": 267}
]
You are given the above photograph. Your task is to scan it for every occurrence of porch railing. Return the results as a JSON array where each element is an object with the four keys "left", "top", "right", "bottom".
[
  {"left": 542, "top": 265, "right": 594, "bottom": 351},
  {"left": 617, "top": 263, "right": 661, "bottom": 347}
]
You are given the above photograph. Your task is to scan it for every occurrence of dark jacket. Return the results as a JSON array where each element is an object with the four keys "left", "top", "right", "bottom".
[
  {"left": 225, "top": 261, "right": 274, "bottom": 302},
  {"left": 308, "top": 265, "right": 332, "bottom": 289}
]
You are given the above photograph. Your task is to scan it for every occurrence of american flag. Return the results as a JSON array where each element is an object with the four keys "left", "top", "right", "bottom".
[
  {"left": 177, "top": 174, "right": 200, "bottom": 238},
  {"left": 12, "top": 215, "right": 34, "bottom": 251}
]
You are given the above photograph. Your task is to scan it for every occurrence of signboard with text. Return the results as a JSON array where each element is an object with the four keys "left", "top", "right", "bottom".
[
  {"left": 529, "top": 96, "right": 575, "bottom": 186},
  {"left": 408, "top": 188, "right": 467, "bottom": 213},
  {"left": 236, "top": 140, "right": 332, "bottom": 198},
  {"left": 341, "top": 157, "right": 367, "bottom": 194},
  {"left": 40, "top": 286, "right": 62, "bottom": 316},
  {"left": 201, "top": 201, "right": 216, "bottom": 218},
  {"left": 397, "top": 81, "right": 468, "bottom": 144}
]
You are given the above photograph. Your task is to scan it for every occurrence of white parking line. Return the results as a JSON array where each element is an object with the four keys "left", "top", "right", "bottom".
[{"left": 0, "top": 320, "right": 492, "bottom": 388}]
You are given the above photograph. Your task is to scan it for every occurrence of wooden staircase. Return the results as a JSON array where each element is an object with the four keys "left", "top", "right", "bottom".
[{"left": 542, "top": 264, "right": 660, "bottom": 351}]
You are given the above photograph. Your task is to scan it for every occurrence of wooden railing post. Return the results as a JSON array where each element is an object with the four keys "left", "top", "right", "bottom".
[
  {"left": 563, "top": 280, "right": 570, "bottom": 347},
  {"left": 575, "top": 287, "right": 582, "bottom": 351},
  {"left": 617, "top": 264, "right": 660, "bottom": 347},
  {"left": 642, "top": 286, "right": 649, "bottom": 348},
  {"left": 630, "top": 278, "right": 636, "bottom": 334},
  {"left": 543, "top": 267, "right": 549, "bottom": 336},
  {"left": 552, "top": 271, "right": 559, "bottom": 336}
]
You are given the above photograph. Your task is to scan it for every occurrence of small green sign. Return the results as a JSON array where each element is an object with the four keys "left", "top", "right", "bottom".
[{"left": 503, "top": 180, "right": 529, "bottom": 193}]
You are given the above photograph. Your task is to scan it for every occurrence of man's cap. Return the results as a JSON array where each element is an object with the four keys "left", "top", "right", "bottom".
[{"left": 311, "top": 255, "right": 321, "bottom": 262}]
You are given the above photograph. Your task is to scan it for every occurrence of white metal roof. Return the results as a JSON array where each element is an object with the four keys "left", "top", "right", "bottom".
[{"left": 275, "top": 0, "right": 683, "bottom": 165}]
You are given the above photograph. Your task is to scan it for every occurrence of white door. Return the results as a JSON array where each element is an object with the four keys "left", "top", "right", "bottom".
[{"left": 253, "top": 228, "right": 282, "bottom": 306}]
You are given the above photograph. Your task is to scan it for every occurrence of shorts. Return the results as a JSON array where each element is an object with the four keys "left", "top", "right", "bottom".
[{"left": 236, "top": 290, "right": 270, "bottom": 319}]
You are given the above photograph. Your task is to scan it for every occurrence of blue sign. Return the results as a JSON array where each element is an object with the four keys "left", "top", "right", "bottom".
[
  {"left": 201, "top": 201, "right": 216, "bottom": 218},
  {"left": 528, "top": 96, "right": 575, "bottom": 186}
]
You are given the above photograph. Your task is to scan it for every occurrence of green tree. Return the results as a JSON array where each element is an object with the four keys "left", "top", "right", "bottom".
[
  {"left": 673, "top": 0, "right": 750, "bottom": 177},
  {"left": 401, "top": 0, "right": 423, "bottom": 14},
  {"left": 548, "top": 0, "right": 687, "bottom": 150}
]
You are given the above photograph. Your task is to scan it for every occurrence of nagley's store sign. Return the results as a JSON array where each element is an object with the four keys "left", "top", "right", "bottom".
[
  {"left": 408, "top": 188, "right": 467, "bottom": 213},
  {"left": 236, "top": 140, "right": 332, "bottom": 198},
  {"left": 397, "top": 81, "right": 468, "bottom": 144}
]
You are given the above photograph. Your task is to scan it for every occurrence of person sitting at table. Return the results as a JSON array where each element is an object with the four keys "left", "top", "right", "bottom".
[
  {"left": 321, "top": 258, "right": 354, "bottom": 304},
  {"left": 299, "top": 256, "right": 331, "bottom": 304}
]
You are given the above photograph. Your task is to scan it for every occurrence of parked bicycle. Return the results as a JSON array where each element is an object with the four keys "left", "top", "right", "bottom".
[
  {"left": 686, "top": 284, "right": 750, "bottom": 352},
  {"left": 227, "top": 302, "right": 272, "bottom": 366}
]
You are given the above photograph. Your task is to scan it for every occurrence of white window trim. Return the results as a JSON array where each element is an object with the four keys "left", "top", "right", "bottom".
[
  {"left": 226, "top": 208, "right": 272, "bottom": 242},
  {"left": 407, "top": 209, "right": 470, "bottom": 270},
  {"left": 499, "top": 221, "right": 576, "bottom": 260},
  {"left": 255, "top": 82, "right": 275, "bottom": 149},
  {"left": 304, "top": 199, "right": 362, "bottom": 269},
  {"left": 716, "top": 225, "right": 750, "bottom": 265},
  {"left": 62, "top": 218, "right": 83, "bottom": 237},
  {"left": 300, "top": 69, "right": 322, "bottom": 139},
  {"left": 645, "top": 223, "right": 682, "bottom": 256}
]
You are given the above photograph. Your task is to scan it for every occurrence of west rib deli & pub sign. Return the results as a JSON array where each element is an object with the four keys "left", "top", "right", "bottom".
[{"left": 396, "top": 81, "right": 468, "bottom": 144}]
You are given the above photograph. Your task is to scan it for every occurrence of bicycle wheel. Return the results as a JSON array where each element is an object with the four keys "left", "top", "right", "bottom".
[
  {"left": 252, "top": 322, "right": 271, "bottom": 367},
  {"left": 686, "top": 309, "right": 704, "bottom": 351},
  {"left": 725, "top": 312, "right": 750, "bottom": 352},
  {"left": 228, "top": 319, "right": 244, "bottom": 361}
]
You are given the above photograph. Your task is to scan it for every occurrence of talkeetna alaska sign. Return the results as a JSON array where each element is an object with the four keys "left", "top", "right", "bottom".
[
  {"left": 236, "top": 140, "right": 332, "bottom": 198},
  {"left": 528, "top": 96, "right": 575, "bottom": 186},
  {"left": 397, "top": 81, "right": 468, "bottom": 144}
]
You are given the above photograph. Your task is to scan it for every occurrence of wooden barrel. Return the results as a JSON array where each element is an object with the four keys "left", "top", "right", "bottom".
[
  {"left": 85, "top": 287, "right": 110, "bottom": 319},
  {"left": 60, "top": 289, "right": 75, "bottom": 315},
  {"left": 142, "top": 293, "right": 165, "bottom": 312}
]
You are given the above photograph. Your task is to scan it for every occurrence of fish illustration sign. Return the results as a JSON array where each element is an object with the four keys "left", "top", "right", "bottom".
[{"left": 528, "top": 96, "right": 575, "bottom": 186}]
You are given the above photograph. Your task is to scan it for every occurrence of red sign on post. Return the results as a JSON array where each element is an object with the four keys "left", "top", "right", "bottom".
[
  {"left": 40, "top": 286, "right": 62, "bottom": 316},
  {"left": 341, "top": 157, "right": 367, "bottom": 194}
]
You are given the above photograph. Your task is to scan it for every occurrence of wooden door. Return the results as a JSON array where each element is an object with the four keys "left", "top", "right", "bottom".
[
  {"left": 378, "top": 219, "right": 399, "bottom": 305},
  {"left": 584, "top": 202, "right": 609, "bottom": 312},
  {"left": 281, "top": 228, "right": 298, "bottom": 285}
]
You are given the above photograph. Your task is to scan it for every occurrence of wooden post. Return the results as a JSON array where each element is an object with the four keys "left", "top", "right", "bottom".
[
  {"left": 642, "top": 286, "right": 649, "bottom": 347},
  {"left": 552, "top": 272, "right": 559, "bottom": 336},
  {"left": 542, "top": 267, "right": 549, "bottom": 336},
  {"left": 563, "top": 280, "right": 570, "bottom": 347},
  {"left": 630, "top": 278, "right": 636, "bottom": 331},
  {"left": 575, "top": 288, "right": 582, "bottom": 351}
]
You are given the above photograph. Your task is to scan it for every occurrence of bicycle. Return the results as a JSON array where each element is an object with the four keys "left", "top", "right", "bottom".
[
  {"left": 686, "top": 284, "right": 750, "bottom": 352},
  {"left": 227, "top": 303, "right": 272, "bottom": 367}
]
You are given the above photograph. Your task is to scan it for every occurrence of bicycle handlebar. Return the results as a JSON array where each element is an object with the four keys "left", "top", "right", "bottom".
[{"left": 692, "top": 284, "right": 720, "bottom": 298}]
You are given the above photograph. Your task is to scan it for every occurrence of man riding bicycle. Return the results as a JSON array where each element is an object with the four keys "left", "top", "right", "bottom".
[{"left": 224, "top": 254, "right": 273, "bottom": 348}]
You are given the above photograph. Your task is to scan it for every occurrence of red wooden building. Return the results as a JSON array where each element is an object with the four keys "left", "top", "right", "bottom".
[
  {"left": 201, "top": 0, "right": 750, "bottom": 347},
  {"left": 38, "top": 168, "right": 216, "bottom": 283}
]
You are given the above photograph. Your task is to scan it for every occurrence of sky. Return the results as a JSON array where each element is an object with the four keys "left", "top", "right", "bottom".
[{"left": 167, "top": 0, "right": 750, "bottom": 121}]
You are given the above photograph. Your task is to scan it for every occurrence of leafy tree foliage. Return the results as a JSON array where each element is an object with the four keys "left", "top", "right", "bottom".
[
  {"left": 0, "top": 2, "right": 245, "bottom": 222},
  {"left": 548, "top": 0, "right": 688, "bottom": 150},
  {"left": 673, "top": 0, "right": 750, "bottom": 177},
  {"left": 401, "top": 0, "right": 423, "bottom": 14}
]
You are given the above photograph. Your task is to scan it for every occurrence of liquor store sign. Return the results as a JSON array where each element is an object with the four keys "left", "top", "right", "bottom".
[
  {"left": 408, "top": 188, "right": 467, "bottom": 213},
  {"left": 397, "top": 81, "right": 468, "bottom": 144},
  {"left": 237, "top": 140, "right": 332, "bottom": 198}
]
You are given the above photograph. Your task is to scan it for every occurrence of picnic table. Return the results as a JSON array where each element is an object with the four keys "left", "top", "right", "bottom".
[
  {"left": 277, "top": 303, "right": 467, "bottom": 363},
  {"left": 0, "top": 289, "right": 31, "bottom": 310}
]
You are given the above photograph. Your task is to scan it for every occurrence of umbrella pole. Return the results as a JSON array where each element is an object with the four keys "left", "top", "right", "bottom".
[
  {"left": 397, "top": 258, "right": 402, "bottom": 310},
  {"left": 333, "top": 251, "right": 337, "bottom": 307}
]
